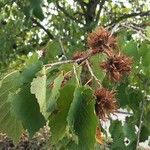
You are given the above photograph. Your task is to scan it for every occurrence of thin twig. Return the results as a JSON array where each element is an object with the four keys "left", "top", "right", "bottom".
[
  {"left": 107, "top": 10, "right": 150, "bottom": 26},
  {"left": 45, "top": 51, "right": 92, "bottom": 70},
  {"left": 86, "top": 60, "right": 102, "bottom": 87},
  {"left": 136, "top": 83, "right": 147, "bottom": 150},
  {"left": 63, "top": 59, "right": 87, "bottom": 76},
  {"left": 121, "top": 23, "right": 150, "bottom": 42},
  {"left": 110, "top": 23, "right": 120, "bottom": 36},
  {"left": 108, "top": 22, "right": 150, "bottom": 42},
  {"left": 45, "top": 60, "right": 74, "bottom": 69},
  {"left": 73, "top": 65, "right": 80, "bottom": 86},
  {"left": 59, "top": 38, "right": 67, "bottom": 60},
  {"left": 116, "top": 110, "right": 133, "bottom": 115},
  {"left": 84, "top": 77, "right": 93, "bottom": 86},
  {"left": 129, "top": 24, "right": 145, "bottom": 32},
  {"left": 31, "top": 18, "right": 54, "bottom": 40}
]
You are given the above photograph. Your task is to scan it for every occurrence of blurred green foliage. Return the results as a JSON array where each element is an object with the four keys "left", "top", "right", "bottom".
[{"left": 0, "top": 0, "right": 150, "bottom": 149}]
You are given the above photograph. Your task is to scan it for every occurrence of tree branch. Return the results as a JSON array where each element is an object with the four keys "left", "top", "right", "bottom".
[
  {"left": 120, "top": 23, "right": 150, "bottom": 42},
  {"left": 107, "top": 10, "right": 150, "bottom": 26},
  {"left": 75, "top": 0, "right": 87, "bottom": 14},
  {"left": 45, "top": 51, "right": 92, "bottom": 70},
  {"left": 56, "top": 2, "right": 84, "bottom": 25},
  {"left": 31, "top": 18, "right": 54, "bottom": 40},
  {"left": 95, "top": 0, "right": 106, "bottom": 24},
  {"left": 15, "top": 1, "right": 55, "bottom": 40},
  {"left": 85, "top": 0, "right": 99, "bottom": 25}
]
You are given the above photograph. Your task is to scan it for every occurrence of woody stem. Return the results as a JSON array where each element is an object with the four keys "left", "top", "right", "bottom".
[{"left": 86, "top": 60, "right": 102, "bottom": 87}]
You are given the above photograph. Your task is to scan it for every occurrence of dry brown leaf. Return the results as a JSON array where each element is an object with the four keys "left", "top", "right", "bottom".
[{"left": 95, "top": 127, "right": 103, "bottom": 144}]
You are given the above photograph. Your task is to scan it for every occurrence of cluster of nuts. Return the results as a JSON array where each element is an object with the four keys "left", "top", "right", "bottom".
[{"left": 73, "top": 27, "right": 132, "bottom": 120}]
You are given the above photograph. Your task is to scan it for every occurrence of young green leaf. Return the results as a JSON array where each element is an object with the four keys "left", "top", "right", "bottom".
[
  {"left": 89, "top": 54, "right": 106, "bottom": 81},
  {"left": 45, "top": 40, "right": 62, "bottom": 63},
  {"left": 109, "top": 120, "right": 126, "bottom": 150},
  {"left": 31, "top": 67, "right": 47, "bottom": 118},
  {"left": 10, "top": 85, "right": 46, "bottom": 137},
  {"left": 67, "top": 86, "right": 98, "bottom": 149},
  {"left": 49, "top": 85, "right": 75, "bottom": 144},
  {"left": 47, "top": 72, "right": 64, "bottom": 113},
  {"left": 0, "top": 71, "right": 23, "bottom": 143}
]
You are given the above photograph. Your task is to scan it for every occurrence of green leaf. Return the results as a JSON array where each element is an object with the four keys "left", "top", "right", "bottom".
[
  {"left": 59, "top": 63, "right": 73, "bottom": 73},
  {"left": 45, "top": 40, "right": 61, "bottom": 62},
  {"left": 33, "top": 5, "right": 44, "bottom": 21},
  {"left": 142, "top": 49, "right": 150, "bottom": 68},
  {"left": 31, "top": 67, "right": 47, "bottom": 118},
  {"left": 90, "top": 54, "right": 106, "bottom": 81},
  {"left": 21, "top": 56, "right": 43, "bottom": 83},
  {"left": 49, "top": 85, "right": 75, "bottom": 144},
  {"left": 10, "top": 85, "right": 46, "bottom": 137},
  {"left": 117, "top": 30, "right": 129, "bottom": 50},
  {"left": 139, "top": 125, "right": 150, "bottom": 142},
  {"left": 110, "top": 118, "right": 137, "bottom": 150},
  {"left": 66, "top": 140, "right": 78, "bottom": 150},
  {"left": 123, "top": 41, "right": 139, "bottom": 65},
  {"left": 47, "top": 0, "right": 57, "bottom": 3},
  {"left": 0, "top": 71, "right": 23, "bottom": 143},
  {"left": 123, "top": 122, "right": 136, "bottom": 143},
  {"left": 144, "top": 103, "right": 150, "bottom": 135},
  {"left": 145, "top": 26, "right": 150, "bottom": 39},
  {"left": 47, "top": 72, "right": 64, "bottom": 113},
  {"left": 117, "top": 82, "right": 142, "bottom": 111},
  {"left": 110, "top": 120, "right": 124, "bottom": 139},
  {"left": 67, "top": 87, "right": 97, "bottom": 150},
  {"left": 127, "top": 88, "right": 142, "bottom": 112},
  {"left": 9, "top": 58, "right": 45, "bottom": 137},
  {"left": 30, "top": 0, "right": 44, "bottom": 20},
  {"left": 139, "top": 42, "right": 150, "bottom": 75},
  {"left": 116, "top": 82, "right": 129, "bottom": 107},
  {"left": 126, "top": 141, "right": 136, "bottom": 150},
  {"left": 46, "top": 66, "right": 60, "bottom": 83},
  {"left": 109, "top": 120, "right": 126, "bottom": 150},
  {"left": 22, "top": 0, "right": 44, "bottom": 20},
  {"left": 23, "top": 6, "right": 32, "bottom": 19},
  {"left": 0, "top": 56, "right": 43, "bottom": 141}
]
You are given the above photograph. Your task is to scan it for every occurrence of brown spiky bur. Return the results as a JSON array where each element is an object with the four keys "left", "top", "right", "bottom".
[
  {"left": 94, "top": 88, "right": 118, "bottom": 121},
  {"left": 87, "top": 27, "right": 116, "bottom": 55},
  {"left": 101, "top": 53, "right": 132, "bottom": 82}
]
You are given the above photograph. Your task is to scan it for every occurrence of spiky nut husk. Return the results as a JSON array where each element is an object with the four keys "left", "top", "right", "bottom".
[
  {"left": 101, "top": 53, "right": 132, "bottom": 81},
  {"left": 87, "top": 27, "right": 116, "bottom": 55},
  {"left": 94, "top": 88, "right": 118, "bottom": 120}
]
